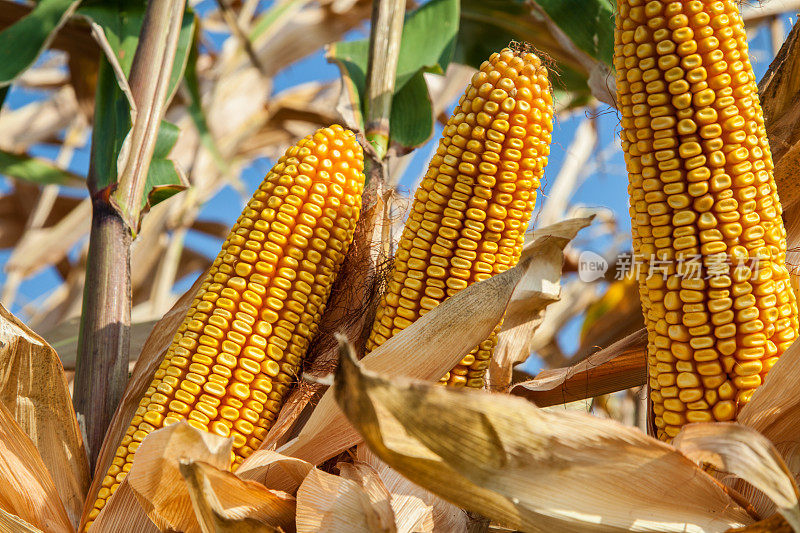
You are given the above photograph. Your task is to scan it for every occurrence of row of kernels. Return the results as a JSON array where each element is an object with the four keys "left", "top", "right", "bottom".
[
  {"left": 365, "top": 49, "right": 552, "bottom": 389},
  {"left": 615, "top": 0, "right": 796, "bottom": 440},
  {"left": 440, "top": 322, "right": 501, "bottom": 387},
  {"left": 88, "top": 126, "right": 365, "bottom": 528}
]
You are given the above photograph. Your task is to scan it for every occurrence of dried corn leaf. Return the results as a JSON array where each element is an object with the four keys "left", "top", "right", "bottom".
[
  {"left": 490, "top": 217, "right": 592, "bottom": 390},
  {"left": 237, "top": 449, "right": 314, "bottom": 494},
  {"left": 727, "top": 514, "right": 794, "bottom": 533},
  {"left": 4, "top": 198, "right": 90, "bottom": 279},
  {"left": 0, "top": 305, "right": 88, "bottom": 528},
  {"left": 759, "top": 17, "right": 800, "bottom": 209},
  {"left": 0, "top": 401, "right": 73, "bottom": 533},
  {"left": 576, "top": 277, "right": 643, "bottom": 361},
  {"left": 510, "top": 328, "right": 647, "bottom": 407},
  {"left": 673, "top": 423, "right": 800, "bottom": 532},
  {"left": 0, "top": 86, "right": 77, "bottom": 151},
  {"left": 356, "top": 447, "right": 459, "bottom": 533},
  {"left": 265, "top": 217, "right": 592, "bottom": 481},
  {"left": 338, "top": 462, "right": 396, "bottom": 531},
  {"left": 80, "top": 274, "right": 205, "bottom": 529},
  {"left": 296, "top": 467, "right": 386, "bottom": 533},
  {"left": 739, "top": 339, "right": 800, "bottom": 456},
  {"left": 737, "top": 339, "right": 800, "bottom": 519},
  {"left": 0, "top": 508, "right": 44, "bottom": 533},
  {"left": 0, "top": 190, "right": 83, "bottom": 251},
  {"left": 125, "top": 422, "right": 232, "bottom": 532},
  {"left": 179, "top": 460, "right": 296, "bottom": 533},
  {"left": 334, "top": 343, "right": 754, "bottom": 532},
  {"left": 89, "top": 481, "right": 157, "bottom": 533},
  {"left": 253, "top": 0, "right": 372, "bottom": 79}
]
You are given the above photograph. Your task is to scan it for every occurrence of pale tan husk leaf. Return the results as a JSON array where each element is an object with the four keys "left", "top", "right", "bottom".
[
  {"left": 0, "top": 401, "right": 73, "bottom": 533},
  {"left": 333, "top": 343, "right": 754, "bottom": 532},
  {"left": 673, "top": 423, "right": 800, "bottom": 532},
  {"left": 296, "top": 467, "right": 386, "bottom": 533},
  {"left": 179, "top": 459, "right": 296, "bottom": 533},
  {"left": 126, "top": 422, "right": 234, "bottom": 532},
  {"left": 490, "top": 218, "right": 588, "bottom": 390},
  {"left": 0, "top": 304, "right": 88, "bottom": 528}
]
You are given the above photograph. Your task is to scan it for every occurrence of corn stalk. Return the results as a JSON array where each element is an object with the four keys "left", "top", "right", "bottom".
[
  {"left": 73, "top": 0, "right": 186, "bottom": 466},
  {"left": 363, "top": 0, "right": 405, "bottom": 182}
]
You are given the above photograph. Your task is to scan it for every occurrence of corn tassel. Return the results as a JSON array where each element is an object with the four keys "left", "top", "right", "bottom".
[
  {"left": 365, "top": 46, "right": 554, "bottom": 388},
  {"left": 615, "top": 0, "right": 799, "bottom": 441},
  {"left": 85, "top": 125, "right": 365, "bottom": 528}
]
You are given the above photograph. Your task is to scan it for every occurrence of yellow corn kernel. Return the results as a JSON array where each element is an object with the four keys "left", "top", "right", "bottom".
[
  {"left": 85, "top": 125, "right": 365, "bottom": 529},
  {"left": 616, "top": 0, "right": 799, "bottom": 442},
  {"left": 365, "top": 46, "right": 554, "bottom": 388}
]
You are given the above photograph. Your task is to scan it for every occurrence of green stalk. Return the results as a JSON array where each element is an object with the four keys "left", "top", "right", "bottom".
[
  {"left": 363, "top": 0, "right": 405, "bottom": 166},
  {"left": 73, "top": 0, "right": 186, "bottom": 466}
]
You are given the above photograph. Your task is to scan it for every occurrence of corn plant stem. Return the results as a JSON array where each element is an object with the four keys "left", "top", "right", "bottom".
[
  {"left": 363, "top": 0, "right": 405, "bottom": 164},
  {"left": 73, "top": 0, "right": 185, "bottom": 466},
  {"left": 110, "top": 0, "right": 185, "bottom": 233},
  {"left": 73, "top": 202, "right": 132, "bottom": 466}
]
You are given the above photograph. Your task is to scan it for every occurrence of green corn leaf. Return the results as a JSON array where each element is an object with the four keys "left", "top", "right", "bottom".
[{"left": 0, "top": 0, "right": 80, "bottom": 86}]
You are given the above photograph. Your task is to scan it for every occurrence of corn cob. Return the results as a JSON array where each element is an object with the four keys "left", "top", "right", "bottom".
[
  {"left": 365, "top": 47, "right": 553, "bottom": 388},
  {"left": 86, "top": 125, "right": 365, "bottom": 528},
  {"left": 615, "top": 0, "right": 799, "bottom": 441}
]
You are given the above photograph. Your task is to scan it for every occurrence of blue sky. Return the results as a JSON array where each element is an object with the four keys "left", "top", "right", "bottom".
[{"left": 0, "top": 5, "right": 788, "bottom": 372}]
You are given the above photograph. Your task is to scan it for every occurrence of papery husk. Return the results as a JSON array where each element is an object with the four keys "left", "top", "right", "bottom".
[
  {"left": 727, "top": 514, "right": 794, "bottom": 533},
  {"left": 237, "top": 449, "right": 314, "bottom": 494},
  {"left": 125, "top": 422, "right": 233, "bottom": 532},
  {"left": 673, "top": 423, "right": 800, "bottom": 532},
  {"left": 510, "top": 328, "right": 647, "bottom": 407},
  {"left": 0, "top": 508, "right": 45, "bottom": 533},
  {"left": 356, "top": 447, "right": 461, "bottom": 533},
  {"left": 295, "top": 467, "right": 388, "bottom": 533},
  {"left": 388, "top": 495, "right": 435, "bottom": 533},
  {"left": 0, "top": 401, "right": 73, "bottom": 533},
  {"left": 735, "top": 339, "right": 800, "bottom": 520},
  {"left": 0, "top": 304, "right": 88, "bottom": 528},
  {"left": 265, "top": 217, "right": 593, "bottom": 487},
  {"left": 337, "top": 462, "right": 396, "bottom": 531},
  {"left": 89, "top": 481, "right": 157, "bottom": 533},
  {"left": 79, "top": 273, "right": 206, "bottom": 530},
  {"left": 179, "top": 460, "right": 296, "bottom": 533},
  {"left": 333, "top": 342, "right": 754, "bottom": 532},
  {"left": 489, "top": 218, "right": 587, "bottom": 391},
  {"left": 95, "top": 422, "right": 296, "bottom": 533}
]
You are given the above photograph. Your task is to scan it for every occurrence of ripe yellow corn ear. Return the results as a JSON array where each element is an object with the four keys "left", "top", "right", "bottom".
[
  {"left": 615, "top": 0, "right": 799, "bottom": 441},
  {"left": 85, "top": 125, "right": 365, "bottom": 528},
  {"left": 365, "top": 46, "right": 554, "bottom": 388}
]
